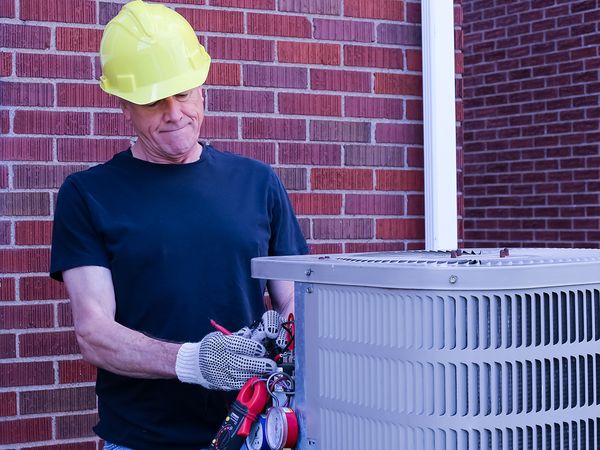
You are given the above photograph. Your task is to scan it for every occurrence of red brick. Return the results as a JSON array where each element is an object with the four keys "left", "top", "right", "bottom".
[
  {"left": 22, "top": 443, "right": 97, "bottom": 450},
  {"left": 208, "top": 89, "right": 274, "bottom": 113},
  {"left": 14, "top": 165, "right": 87, "bottom": 189},
  {"left": 345, "top": 96, "right": 403, "bottom": 119},
  {"left": 407, "top": 194, "right": 424, "bottom": 215},
  {"left": 209, "top": 0, "right": 274, "bottom": 9},
  {"left": 346, "top": 241, "right": 406, "bottom": 252},
  {"left": 0, "top": 392, "right": 16, "bottom": 417},
  {"left": 20, "top": 277, "right": 67, "bottom": 301},
  {"left": 15, "top": 111, "right": 90, "bottom": 135},
  {"left": 313, "top": 218, "right": 374, "bottom": 239},
  {"left": 20, "top": 331, "right": 79, "bottom": 357},
  {"left": 0, "top": 278, "right": 16, "bottom": 301},
  {"left": 312, "top": 168, "right": 373, "bottom": 190},
  {"left": 310, "top": 120, "right": 370, "bottom": 142},
  {"left": 344, "top": 0, "right": 404, "bottom": 20},
  {"left": 406, "top": 49, "right": 422, "bottom": 71},
  {"left": 57, "top": 83, "right": 118, "bottom": 108},
  {"left": 21, "top": 387, "right": 96, "bottom": 414},
  {"left": 279, "top": 93, "right": 342, "bottom": 116},
  {"left": 310, "top": 69, "right": 371, "bottom": 92},
  {"left": 345, "top": 145, "right": 404, "bottom": 167},
  {"left": 15, "top": 221, "right": 53, "bottom": 245},
  {"left": 0, "top": 418, "right": 52, "bottom": 444},
  {"left": 58, "top": 302, "right": 74, "bottom": 327},
  {"left": 279, "top": 143, "right": 341, "bottom": 165},
  {"left": 313, "top": 18, "right": 374, "bottom": 42},
  {"left": 20, "top": 0, "right": 95, "bottom": 23},
  {"left": 274, "top": 167, "right": 307, "bottom": 190},
  {"left": 375, "top": 73, "right": 422, "bottom": 96},
  {"left": 211, "top": 141, "right": 275, "bottom": 164},
  {"left": 0, "top": 334, "right": 16, "bottom": 358},
  {"left": 0, "top": 24, "right": 51, "bottom": 49},
  {"left": 288, "top": 193, "right": 342, "bottom": 215},
  {"left": 345, "top": 194, "right": 404, "bottom": 215},
  {"left": 0, "top": 52, "right": 11, "bottom": 76},
  {"left": 58, "top": 138, "right": 129, "bottom": 163},
  {"left": 0, "top": 0, "right": 15, "bottom": 17},
  {"left": 0, "top": 248, "right": 50, "bottom": 273},
  {"left": 0, "top": 221, "right": 8, "bottom": 245},
  {"left": 178, "top": 8, "right": 244, "bottom": 33},
  {"left": 377, "top": 170, "right": 423, "bottom": 191},
  {"left": 406, "top": 2, "right": 421, "bottom": 23},
  {"left": 376, "top": 218, "right": 424, "bottom": 239},
  {"left": 208, "top": 37, "right": 274, "bottom": 62},
  {"left": 94, "top": 113, "right": 134, "bottom": 137},
  {"left": 0, "top": 193, "right": 50, "bottom": 216},
  {"left": 278, "top": 42, "right": 340, "bottom": 65},
  {"left": 0, "top": 137, "right": 52, "bottom": 161},
  {"left": 345, "top": 45, "right": 403, "bottom": 69},
  {"left": 56, "top": 27, "right": 102, "bottom": 52},
  {"left": 0, "top": 110, "right": 7, "bottom": 134},
  {"left": 17, "top": 53, "right": 92, "bottom": 79},
  {"left": 278, "top": 0, "right": 340, "bottom": 15},
  {"left": 0, "top": 304, "right": 54, "bottom": 329},
  {"left": 0, "top": 81, "right": 53, "bottom": 106},
  {"left": 243, "top": 65, "right": 307, "bottom": 88},
  {"left": 201, "top": 116, "right": 239, "bottom": 139},
  {"left": 378, "top": 23, "right": 421, "bottom": 45},
  {"left": 309, "top": 243, "right": 343, "bottom": 254},
  {"left": 59, "top": 359, "right": 97, "bottom": 384},
  {"left": 376, "top": 123, "right": 423, "bottom": 144},
  {"left": 0, "top": 362, "right": 54, "bottom": 387},
  {"left": 56, "top": 413, "right": 98, "bottom": 439},
  {"left": 248, "top": 13, "right": 311, "bottom": 37},
  {"left": 205, "top": 63, "right": 241, "bottom": 86},
  {"left": 242, "top": 118, "right": 305, "bottom": 140}
]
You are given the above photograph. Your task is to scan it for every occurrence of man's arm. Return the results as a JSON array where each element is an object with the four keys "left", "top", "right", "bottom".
[
  {"left": 267, "top": 279, "right": 294, "bottom": 318},
  {"left": 63, "top": 265, "right": 180, "bottom": 378}
]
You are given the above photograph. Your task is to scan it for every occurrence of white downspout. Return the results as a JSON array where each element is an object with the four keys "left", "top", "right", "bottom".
[{"left": 421, "top": 0, "right": 458, "bottom": 250}]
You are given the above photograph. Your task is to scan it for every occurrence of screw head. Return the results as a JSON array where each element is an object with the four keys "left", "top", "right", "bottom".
[
  {"left": 449, "top": 275, "right": 458, "bottom": 284},
  {"left": 305, "top": 268, "right": 313, "bottom": 276}
]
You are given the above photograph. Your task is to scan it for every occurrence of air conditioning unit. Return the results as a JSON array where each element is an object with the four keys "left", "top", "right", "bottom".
[{"left": 252, "top": 248, "right": 600, "bottom": 450}]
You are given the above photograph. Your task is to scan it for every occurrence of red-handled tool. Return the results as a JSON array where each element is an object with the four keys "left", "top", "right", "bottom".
[{"left": 209, "top": 377, "right": 269, "bottom": 450}]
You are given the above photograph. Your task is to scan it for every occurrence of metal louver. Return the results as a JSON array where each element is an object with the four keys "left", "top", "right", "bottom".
[{"left": 252, "top": 248, "right": 600, "bottom": 450}]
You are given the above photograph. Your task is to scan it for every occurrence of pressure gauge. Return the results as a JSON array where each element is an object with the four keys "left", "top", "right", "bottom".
[
  {"left": 265, "top": 406, "right": 298, "bottom": 450},
  {"left": 245, "top": 414, "right": 269, "bottom": 450}
]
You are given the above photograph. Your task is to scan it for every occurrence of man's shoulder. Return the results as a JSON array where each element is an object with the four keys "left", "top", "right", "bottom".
[
  {"left": 206, "top": 144, "right": 274, "bottom": 174},
  {"left": 62, "top": 149, "right": 130, "bottom": 188}
]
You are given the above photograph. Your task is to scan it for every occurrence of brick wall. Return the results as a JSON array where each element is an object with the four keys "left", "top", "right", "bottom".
[
  {"left": 0, "top": 0, "right": 463, "bottom": 447},
  {"left": 462, "top": 0, "right": 600, "bottom": 248}
]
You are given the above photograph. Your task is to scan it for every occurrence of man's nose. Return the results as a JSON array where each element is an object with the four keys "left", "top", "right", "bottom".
[{"left": 162, "top": 96, "right": 183, "bottom": 121}]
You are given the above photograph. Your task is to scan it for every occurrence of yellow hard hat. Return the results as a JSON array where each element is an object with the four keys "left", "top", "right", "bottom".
[{"left": 99, "top": 0, "right": 211, "bottom": 105}]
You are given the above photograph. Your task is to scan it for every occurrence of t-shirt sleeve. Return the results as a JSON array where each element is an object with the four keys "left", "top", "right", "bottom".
[
  {"left": 268, "top": 170, "right": 309, "bottom": 256},
  {"left": 50, "top": 176, "right": 111, "bottom": 281}
]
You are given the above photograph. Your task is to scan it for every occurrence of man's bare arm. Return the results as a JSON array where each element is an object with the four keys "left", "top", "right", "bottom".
[
  {"left": 267, "top": 279, "right": 294, "bottom": 318},
  {"left": 63, "top": 265, "right": 180, "bottom": 378}
]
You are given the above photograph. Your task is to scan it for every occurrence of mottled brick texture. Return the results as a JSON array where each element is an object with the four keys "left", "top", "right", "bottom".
[
  {"left": 0, "top": 0, "right": 464, "bottom": 447},
  {"left": 463, "top": 0, "right": 600, "bottom": 248}
]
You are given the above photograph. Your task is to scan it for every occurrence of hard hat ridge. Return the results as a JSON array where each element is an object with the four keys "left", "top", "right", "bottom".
[{"left": 99, "top": 0, "right": 211, "bottom": 105}]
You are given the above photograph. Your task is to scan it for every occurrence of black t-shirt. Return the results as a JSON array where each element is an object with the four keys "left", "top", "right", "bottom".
[{"left": 50, "top": 144, "right": 308, "bottom": 449}]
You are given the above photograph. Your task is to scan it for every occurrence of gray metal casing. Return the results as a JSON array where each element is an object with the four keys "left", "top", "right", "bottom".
[{"left": 252, "top": 248, "right": 600, "bottom": 450}]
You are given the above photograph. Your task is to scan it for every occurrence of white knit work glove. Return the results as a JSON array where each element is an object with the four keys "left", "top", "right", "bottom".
[
  {"left": 236, "top": 310, "right": 288, "bottom": 349},
  {"left": 175, "top": 328, "right": 277, "bottom": 391}
]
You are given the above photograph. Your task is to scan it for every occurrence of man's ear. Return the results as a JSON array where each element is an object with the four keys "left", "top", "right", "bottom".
[{"left": 119, "top": 99, "right": 131, "bottom": 120}]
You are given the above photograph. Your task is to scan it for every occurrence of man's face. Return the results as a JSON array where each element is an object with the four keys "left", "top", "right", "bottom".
[{"left": 120, "top": 87, "right": 205, "bottom": 163}]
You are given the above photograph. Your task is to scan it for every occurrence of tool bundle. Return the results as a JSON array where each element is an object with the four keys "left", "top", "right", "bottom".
[{"left": 209, "top": 314, "right": 298, "bottom": 450}]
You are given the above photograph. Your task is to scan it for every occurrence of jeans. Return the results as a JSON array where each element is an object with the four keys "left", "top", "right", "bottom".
[{"left": 104, "top": 443, "right": 208, "bottom": 450}]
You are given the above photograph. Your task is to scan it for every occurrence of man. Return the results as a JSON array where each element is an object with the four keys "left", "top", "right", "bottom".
[{"left": 49, "top": 1, "right": 308, "bottom": 449}]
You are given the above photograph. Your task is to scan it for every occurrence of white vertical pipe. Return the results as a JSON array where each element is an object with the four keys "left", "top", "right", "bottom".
[{"left": 421, "top": 0, "right": 458, "bottom": 250}]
